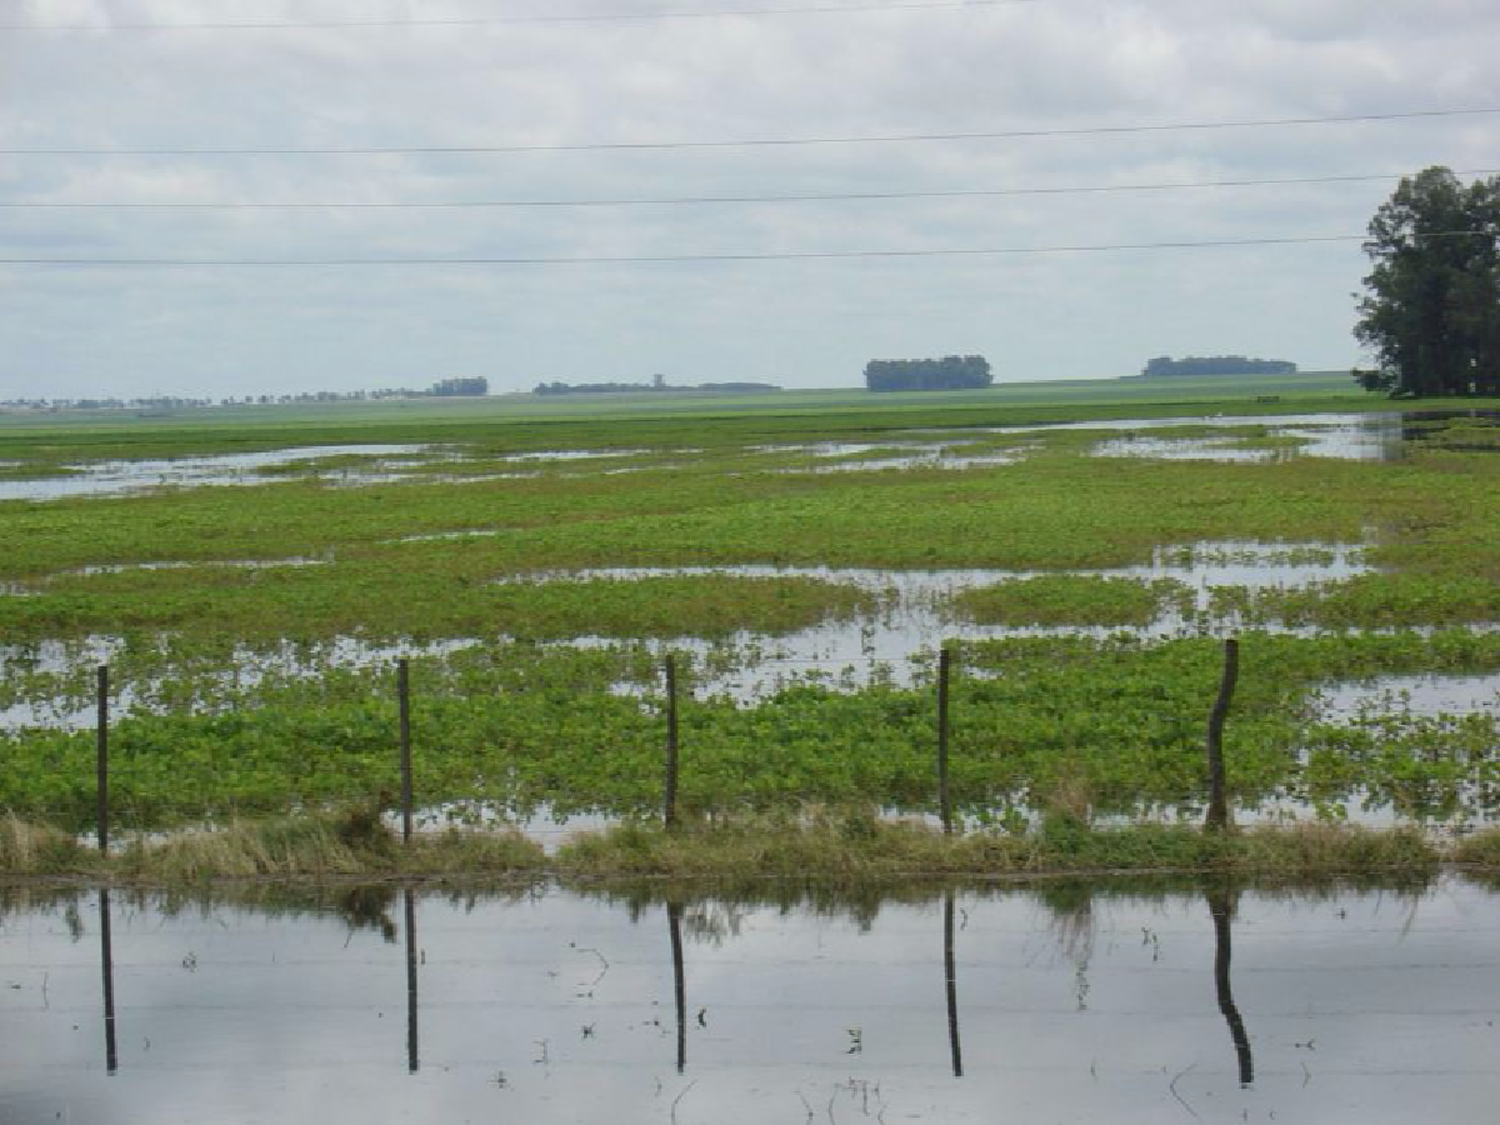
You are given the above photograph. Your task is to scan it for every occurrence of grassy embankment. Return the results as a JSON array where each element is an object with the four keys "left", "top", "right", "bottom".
[{"left": 7, "top": 804, "right": 1495, "bottom": 885}]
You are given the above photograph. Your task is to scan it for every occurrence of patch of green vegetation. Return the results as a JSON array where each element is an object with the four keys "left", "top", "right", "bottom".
[
  {"left": 1230, "top": 573, "right": 1500, "bottom": 628},
  {"left": 0, "top": 569, "right": 871, "bottom": 643},
  {"left": 4, "top": 632, "right": 1499, "bottom": 832},
  {"left": 956, "top": 576, "right": 1192, "bottom": 626}
]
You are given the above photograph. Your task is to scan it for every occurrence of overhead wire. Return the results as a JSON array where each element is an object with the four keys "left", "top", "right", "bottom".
[
  {"left": 0, "top": 0, "right": 1042, "bottom": 30},
  {"left": 4, "top": 108, "right": 1496, "bottom": 157},
  {"left": 4, "top": 231, "right": 1492, "bottom": 268},
  {"left": 2, "top": 169, "right": 1496, "bottom": 209}
]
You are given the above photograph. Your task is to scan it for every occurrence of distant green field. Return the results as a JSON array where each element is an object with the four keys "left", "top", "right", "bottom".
[{"left": 0, "top": 369, "right": 1374, "bottom": 459}]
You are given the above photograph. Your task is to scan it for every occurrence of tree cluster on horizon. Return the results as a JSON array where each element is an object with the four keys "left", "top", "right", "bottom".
[
  {"left": 533, "top": 378, "right": 781, "bottom": 396},
  {"left": 863, "top": 355, "right": 993, "bottom": 392},
  {"left": 1139, "top": 355, "right": 1298, "bottom": 378}
]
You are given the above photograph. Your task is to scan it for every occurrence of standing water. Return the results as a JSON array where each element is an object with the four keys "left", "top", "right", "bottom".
[{"left": 1, "top": 875, "right": 1497, "bottom": 1123}]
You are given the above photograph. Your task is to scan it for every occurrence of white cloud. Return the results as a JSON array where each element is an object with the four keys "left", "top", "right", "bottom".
[{"left": 2, "top": 0, "right": 1497, "bottom": 396}]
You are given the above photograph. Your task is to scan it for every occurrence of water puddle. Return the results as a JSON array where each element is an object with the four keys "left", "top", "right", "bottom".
[
  {"left": 502, "top": 447, "right": 653, "bottom": 462},
  {"left": 971, "top": 412, "right": 1412, "bottom": 462},
  {"left": 493, "top": 542, "right": 1369, "bottom": 698},
  {"left": 0, "top": 444, "right": 450, "bottom": 502},
  {"left": 1316, "top": 673, "right": 1500, "bottom": 722},
  {"left": 1092, "top": 434, "right": 1294, "bottom": 463},
  {"left": 0, "top": 540, "right": 1372, "bottom": 730},
  {"left": 898, "top": 410, "right": 1491, "bottom": 464},
  {"left": 2, "top": 875, "right": 1492, "bottom": 1124}
]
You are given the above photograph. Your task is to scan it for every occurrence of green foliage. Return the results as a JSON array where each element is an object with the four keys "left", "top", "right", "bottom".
[
  {"left": 1355, "top": 167, "right": 1500, "bottom": 396},
  {"left": 3, "top": 632, "right": 1499, "bottom": 832},
  {"left": 956, "top": 576, "right": 1191, "bottom": 626}
]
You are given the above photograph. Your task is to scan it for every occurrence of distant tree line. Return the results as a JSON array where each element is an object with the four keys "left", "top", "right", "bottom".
[
  {"left": 428, "top": 376, "right": 488, "bottom": 397},
  {"left": 1139, "top": 355, "right": 1298, "bottom": 378},
  {"left": 3, "top": 377, "right": 489, "bottom": 412},
  {"left": 533, "top": 379, "right": 781, "bottom": 396},
  {"left": 863, "top": 355, "right": 993, "bottom": 392}
]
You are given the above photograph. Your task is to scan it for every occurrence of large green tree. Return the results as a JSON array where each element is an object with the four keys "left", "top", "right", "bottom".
[{"left": 1354, "top": 167, "right": 1500, "bottom": 396}]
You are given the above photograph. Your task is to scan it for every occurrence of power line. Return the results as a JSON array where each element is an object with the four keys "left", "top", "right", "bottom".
[
  {"left": 2, "top": 169, "right": 1494, "bottom": 210},
  {"left": 0, "top": 232, "right": 1456, "bottom": 268},
  {"left": 1, "top": 0, "right": 1040, "bottom": 30},
  {"left": 6, "top": 108, "right": 1493, "bottom": 158}
]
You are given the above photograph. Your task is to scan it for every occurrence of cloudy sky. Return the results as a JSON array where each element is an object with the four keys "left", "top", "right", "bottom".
[{"left": 2, "top": 0, "right": 1497, "bottom": 399}]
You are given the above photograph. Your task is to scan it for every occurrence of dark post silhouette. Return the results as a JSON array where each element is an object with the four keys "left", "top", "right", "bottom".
[
  {"left": 937, "top": 648, "right": 953, "bottom": 834},
  {"left": 664, "top": 656, "right": 680, "bottom": 829},
  {"left": 1207, "top": 885, "right": 1253, "bottom": 1086},
  {"left": 944, "top": 890, "right": 963, "bottom": 1077},
  {"left": 95, "top": 665, "right": 109, "bottom": 853},
  {"left": 404, "top": 887, "right": 419, "bottom": 1074},
  {"left": 1204, "top": 638, "right": 1239, "bottom": 832},
  {"left": 668, "top": 900, "right": 686, "bottom": 1074},
  {"left": 398, "top": 658, "right": 413, "bottom": 844},
  {"left": 99, "top": 889, "right": 118, "bottom": 1075}
]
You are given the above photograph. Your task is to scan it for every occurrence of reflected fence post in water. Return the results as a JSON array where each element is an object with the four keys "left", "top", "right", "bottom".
[
  {"left": 404, "top": 887, "right": 420, "bottom": 1074},
  {"left": 944, "top": 890, "right": 963, "bottom": 1078},
  {"left": 1204, "top": 638, "right": 1239, "bottom": 833},
  {"left": 1207, "top": 885, "right": 1253, "bottom": 1087},
  {"left": 96, "top": 665, "right": 109, "bottom": 854},
  {"left": 663, "top": 656, "right": 680, "bottom": 830},
  {"left": 98, "top": 888, "right": 118, "bottom": 1075},
  {"left": 668, "top": 900, "right": 686, "bottom": 1074}
]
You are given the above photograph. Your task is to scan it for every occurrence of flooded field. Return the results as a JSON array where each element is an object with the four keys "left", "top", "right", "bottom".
[
  {"left": 2, "top": 875, "right": 1497, "bottom": 1123},
  {"left": 4, "top": 409, "right": 1494, "bottom": 504},
  {"left": 3, "top": 401, "right": 1498, "bottom": 836},
  {"left": 0, "top": 538, "right": 1378, "bottom": 728}
]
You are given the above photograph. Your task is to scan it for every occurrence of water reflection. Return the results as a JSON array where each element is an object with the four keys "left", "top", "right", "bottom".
[
  {"left": 1207, "top": 884, "right": 1253, "bottom": 1087},
  {"left": 17, "top": 873, "right": 1498, "bottom": 1123},
  {"left": 405, "top": 888, "right": 419, "bottom": 1074},
  {"left": 98, "top": 889, "right": 117, "bottom": 1076},
  {"left": 944, "top": 889, "right": 963, "bottom": 1079},
  {"left": 668, "top": 900, "right": 686, "bottom": 1074}
]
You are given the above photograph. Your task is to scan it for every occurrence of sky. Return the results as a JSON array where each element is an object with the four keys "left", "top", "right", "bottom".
[{"left": 1, "top": 0, "right": 1497, "bottom": 399}]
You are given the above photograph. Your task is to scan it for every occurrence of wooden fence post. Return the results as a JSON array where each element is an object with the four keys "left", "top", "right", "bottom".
[
  {"left": 1204, "top": 638, "right": 1239, "bottom": 833},
  {"left": 95, "top": 665, "right": 109, "bottom": 854},
  {"left": 937, "top": 647, "right": 953, "bottom": 835},
  {"left": 398, "top": 658, "right": 413, "bottom": 844},
  {"left": 663, "top": 655, "right": 680, "bottom": 829}
]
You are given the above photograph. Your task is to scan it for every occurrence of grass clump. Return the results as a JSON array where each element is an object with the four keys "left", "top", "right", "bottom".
[
  {"left": 555, "top": 809, "right": 1443, "bottom": 880},
  {"left": 0, "top": 813, "right": 95, "bottom": 876},
  {"left": 400, "top": 826, "right": 546, "bottom": 875},
  {"left": 1231, "top": 822, "right": 1438, "bottom": 872},
  {"left": 118, "top": 803, "right": 547, "bottom": 882},
  {"left": 557, "top": 808, "right": 951, "bottom": 880},
  {"left": 956, "top": 576, "right": 1191, "bottom": 626},
  {"left": 1451, "top": 827, "right": 1500, "bottom": 867},
  {"left": 123, "top": 813, "right": 376, "bottom": 881}
]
